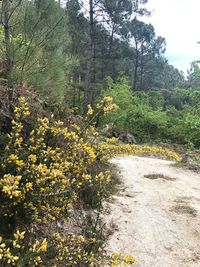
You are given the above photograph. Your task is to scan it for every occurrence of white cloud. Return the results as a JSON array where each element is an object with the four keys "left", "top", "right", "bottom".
[{"left": 142, "top": 0, "right": 200, "bottom": 73}]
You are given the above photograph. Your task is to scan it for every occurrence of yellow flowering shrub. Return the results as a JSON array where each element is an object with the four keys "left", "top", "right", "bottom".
[
  {"left": 97, "top": 96, "right": 119, "bottom": 114},
  {"left": 110, "top": 253, "right": 135, "bottom": 267},
  {"left": 100, "top": 142, "right": 180, "bottom": 161},
  {"left": 0, "top": 231, "right": 48, "bottom": 266},
  {"left": 0, "top": 97, "right": 134, "bottom": 266}
]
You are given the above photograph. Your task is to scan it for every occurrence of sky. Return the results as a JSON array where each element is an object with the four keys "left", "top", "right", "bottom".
[{"left": 142, "top": 0, "right": 200, "bottom": 74}]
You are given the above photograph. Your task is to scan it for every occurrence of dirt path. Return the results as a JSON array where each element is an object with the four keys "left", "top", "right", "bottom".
[{"left": 105, "top": 156, "right": 200, "bottom": 267}]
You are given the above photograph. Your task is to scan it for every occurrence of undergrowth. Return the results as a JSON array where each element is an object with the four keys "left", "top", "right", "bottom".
[{"left": 0, "top": 97, "right": 135, "bottom": 266}]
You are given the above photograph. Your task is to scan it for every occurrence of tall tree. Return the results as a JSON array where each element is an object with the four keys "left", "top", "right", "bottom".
[
  {"left": 83, "top": 0, "right": 95, "bottom": 113},
  {"left": 74, "top": 0, "right": 150, "bottom": 112},
  {"left": 1, "top": 0, "right": 22, "bottom": 106},
  {"left": 187, "top": 61, "right": 200, "bottom": 88},
  {"left": 127, "top": 18, "right": 166, "bottom": 90}
]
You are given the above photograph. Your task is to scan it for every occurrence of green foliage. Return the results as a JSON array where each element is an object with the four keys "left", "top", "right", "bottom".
[
  {"left": 1, "top": 0, "right": 79, "bottom": 103},
  {"left": 188, "top": 61, "right": 200, "bottom": 88},
  {"left": 101, "top": 77, "right": 200, "bottom": 146}
]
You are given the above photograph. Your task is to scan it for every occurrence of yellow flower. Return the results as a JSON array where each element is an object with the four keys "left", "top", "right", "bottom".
[
  {"left": 8, "top": 154, "right": 18, "bottom": 161},
  {"left": 1, "top": 174, "right": 23, "bottom": 199},
  {"left": 87, "top": 104, "right": 94, "bottom": 116},
  {"left": 19, "top": 97, "right": 26, "bottom": 104},
  {"left": 28, "top": 154, "right": 37, "bottom": 163},
  {"left": 40, "top": 238, "right": 48, "bottom": 252},
  {"left": 14, "top": 230, "right": 25, "bottom": 240},
  {"left": 25, "top": 182, "right": 33, "bottom": 191},
  {"left": 14, "top": 107, "right": 20, "bottom": 113},
  {"left": 16, "top": 159, "right": 25, "bottom": 167}
]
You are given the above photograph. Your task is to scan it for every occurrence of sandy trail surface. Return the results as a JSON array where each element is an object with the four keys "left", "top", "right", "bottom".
[{"left": 105, "top": 156, "right": 200, "bottom": 267}]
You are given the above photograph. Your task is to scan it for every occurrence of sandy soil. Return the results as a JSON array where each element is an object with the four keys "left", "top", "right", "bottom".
[{"left": 105, "top": 156, "right": 200, "bottom": 267}]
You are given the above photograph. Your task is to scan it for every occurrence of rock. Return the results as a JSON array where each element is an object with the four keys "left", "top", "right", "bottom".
[
  {"left": 118, "top": 131, "right": 136, "bottom": 144},
  {"left": 101, "top": 126, "right": 136, "bottom": 144}
]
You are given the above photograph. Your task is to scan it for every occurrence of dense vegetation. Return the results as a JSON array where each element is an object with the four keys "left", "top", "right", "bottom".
[
  {"left": 102, "top": 76, "right": 200, "bottom": 146},
  {"left": 0, "top": 0, "right": 199, "bottom": 266}
]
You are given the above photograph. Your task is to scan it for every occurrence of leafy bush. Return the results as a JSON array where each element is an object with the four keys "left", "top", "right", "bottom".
[
  {"left": 0, "top": 96, "right": 135, "bottom": 266},
  {"left": 101, "top": 77, "right": 200, "bottom": 147}
]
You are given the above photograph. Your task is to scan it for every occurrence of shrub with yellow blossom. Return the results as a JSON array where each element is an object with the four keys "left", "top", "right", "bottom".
[
  {"left": 0, "top": 96, "right": 134, "bottom": 266},
  {"left": 100, "top": 142, "right": 180, "bottom": 162},
  {"left": 97, "top": 96, "right": 119, "bottom": 114}
]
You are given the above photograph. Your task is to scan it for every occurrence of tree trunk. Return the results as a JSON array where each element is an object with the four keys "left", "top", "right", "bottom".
[
  {"left": 2, "top": 0, "right": 13, "bottom": 93},
  {"left": 133, "top": 41, "right": 138, "bottom": 90},
  {"left": 108, "top": 24, "right": 115, "bottom": 58},
  {"left": 106, "top": 23, "right": 115, "bottom": 75},
  {"left": 91, "top": 27, "right": 97, "bottom": 107},
  {"left": 83, "top": 0, "right": 94, "bottom": 114},
  {"left": 140, "top": 44, "right": 144, "bottom": 89}
]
